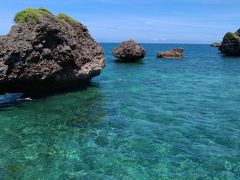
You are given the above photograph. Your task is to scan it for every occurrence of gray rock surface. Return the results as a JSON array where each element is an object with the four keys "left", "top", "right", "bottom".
[
  {"left": 0, "top": 9, "right": 105, "bottom": 93},
  {"left": 210, "top": 42, "right": 221, "bottom": 47},
  {"left": 112, "top": 40, "right": 146, "bottom": 61}
]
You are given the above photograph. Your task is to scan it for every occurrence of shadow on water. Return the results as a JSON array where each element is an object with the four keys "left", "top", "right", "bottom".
[
  {"left": 0, "top": 79, "right": 107, "bottom": 179},
  {"left": 114, "top": 58, "right": 145, "bottom": 64},
  {"left": 27, "top": 81, "right": 101, "bottom": 98},
  {"left": 0, "top": 81, "right": 100, "bottom": 109},
  {"left": 218, "top": 52, "right": 240, "bottom": 60}
]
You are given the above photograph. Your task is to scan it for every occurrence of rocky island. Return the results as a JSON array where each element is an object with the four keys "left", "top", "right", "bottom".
[
  {"left": 210, "top": 42, "right": 221, "bottom": 47},
  {"left": 112, "top": 40, "right": 146, "bottom": 62},
  {"left": 157, "top": 48, "right": 184, "bottom": 59},
  {"left": 0, "top": 8, "right": 105, "bottom": 94},
  {"left": 219, "top": 28, "right": 240, "bottom": 56}
]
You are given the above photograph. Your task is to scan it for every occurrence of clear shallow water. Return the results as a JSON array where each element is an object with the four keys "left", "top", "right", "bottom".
[{"left": 0, "top": 44, "right": 240, "bottom": 179}]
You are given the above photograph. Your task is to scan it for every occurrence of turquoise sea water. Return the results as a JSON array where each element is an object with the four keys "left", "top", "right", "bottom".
[{"left": 0, "top": 44, "right": 240, "bottom": 179}]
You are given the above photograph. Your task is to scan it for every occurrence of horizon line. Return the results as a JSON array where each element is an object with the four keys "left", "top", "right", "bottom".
[{"left": 98, "top": 42, "right": 212, "bottom": 45}]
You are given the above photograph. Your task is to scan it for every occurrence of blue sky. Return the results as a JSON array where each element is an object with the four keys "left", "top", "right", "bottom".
[{"left": 0, "top": 0, "right": 239, "bottom": 43}]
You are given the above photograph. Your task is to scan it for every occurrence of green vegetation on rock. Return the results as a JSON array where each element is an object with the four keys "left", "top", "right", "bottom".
[
  {"left": 56, "top": 13, "right": 79, "bottom": 24},
  {"left": 14, "top": 8, "right": 79, "bottom": 26},
  {"left": 38, "top": 7, "right": 52, "bottom": 16},
  {"left": 14, "top": 8, "right": 51, "bottom": 23},
  {"left": 223, "top": 32, "right": 240, "bottom": 41},
  {"left": 14, "top": 8, "right": 41, "bottom": 23}
]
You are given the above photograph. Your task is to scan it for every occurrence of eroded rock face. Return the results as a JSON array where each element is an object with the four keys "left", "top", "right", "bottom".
[
  {"left": 157, "top": 48, "right": 184, "bottom": 59},
  {"left": 112, "top": 40, "right": 146, "bottom": 61},
  {"left": 0, "top": 9, "right": 105, "bottom": 93},
  {"left": 219, "top": 29, "right": 240, "bottom": 56}
]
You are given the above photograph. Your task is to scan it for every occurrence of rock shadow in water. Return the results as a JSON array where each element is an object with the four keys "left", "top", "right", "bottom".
[
  {"left": 114, "top": 59, "right": 145, "bottom": 64},
  {"left": 0, "top": 81, "right": 100, "bottom": 108}
]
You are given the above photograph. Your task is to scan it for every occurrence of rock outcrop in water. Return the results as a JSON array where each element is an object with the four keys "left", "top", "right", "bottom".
[
  {"left": 210, "top": 42, "right": 221, "bottom": 47},
  {"left": 157, "top": 48, "right": 184, "bottom": 59},
  {"left": 112, "top": 40, "right": 146, "bottom": 61},
  {"left": 219, "top": 28, "right": 240, "bottom": 56},
  {"left": 0, "top": 8, "right": 105, "bottom": 93}
]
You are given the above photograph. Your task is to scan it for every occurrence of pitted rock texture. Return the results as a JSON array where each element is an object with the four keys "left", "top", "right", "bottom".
[
  {"left": 0, "top": 9, "right": 105, "bottom": 93},
  {"left": 112, "top": 40, "right": 146, "bottom": 61}
]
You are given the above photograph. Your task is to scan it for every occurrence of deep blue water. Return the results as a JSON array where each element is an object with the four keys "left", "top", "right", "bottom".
[{"left": 0, "top": 44, "right": 240, "bottom": 179}]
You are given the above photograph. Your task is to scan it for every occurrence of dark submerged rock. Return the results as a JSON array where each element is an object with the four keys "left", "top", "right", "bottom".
[
  {"left": 157, "top": 48, "right": 184, "bottom": 59},
  {"left": 219, "top": 29, "right": 240, "bottom": 56},
  {"left": 112, "top": 40, "right": 146, "bottom": 61},
  {"left": 0, "top": 8, "right": 105, "bottom": 94}
]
